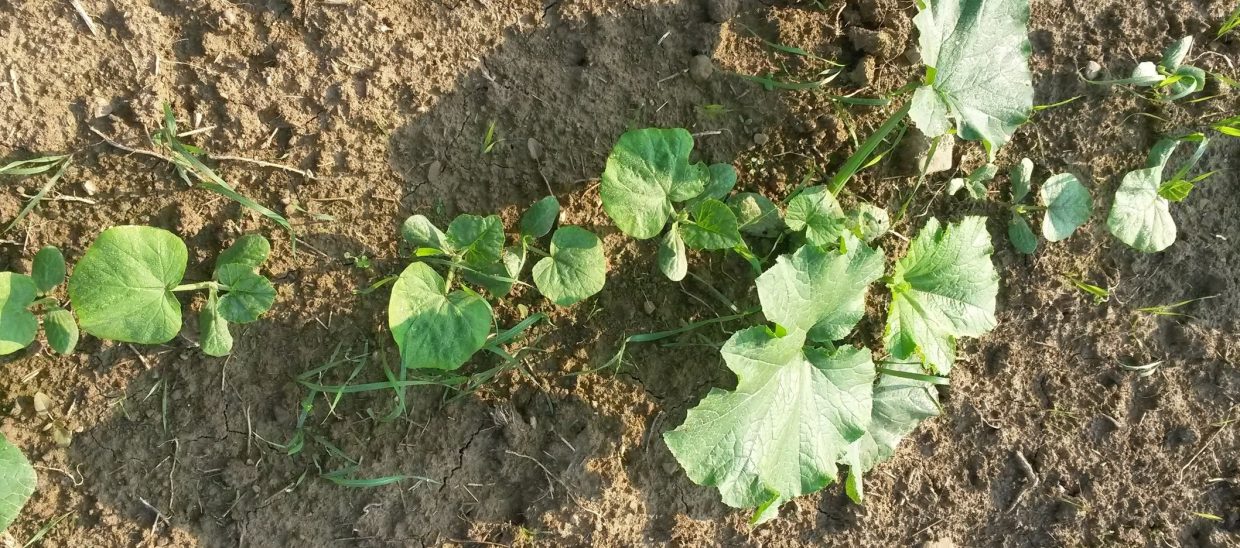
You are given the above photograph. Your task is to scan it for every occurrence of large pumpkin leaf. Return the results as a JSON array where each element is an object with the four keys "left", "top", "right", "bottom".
[
  {"left": 0, "top": 434, "right": 36, "bottom": 532},
  {"left": 600, "top": 128, "right": 710, "bottom": 239},
  {"left": 389, "top": 262, "right": 492, "bottom": 370},
  {"left": 665, "top": 327, "right": 875, "bottom": 524},
  {"left": 68, "top": 226, "right": 187, "bottom": 344},
  {"left": 756, "top": 235, "right": 884, "bottom": 343},
  {"left": 0, "top": 273, "right": 38, "bottom": 355},
  {"left": 532, "top": 226, "right": 606, "bottom": 306},
  {"left": 884, "top": 217, "right": 999, "bottom": 374},
  {"left": 910, "top": 0, "right": 1034, "bottom": 158},
  {"left": 842, "top": 364, "right": 941, "bottom": 503}
]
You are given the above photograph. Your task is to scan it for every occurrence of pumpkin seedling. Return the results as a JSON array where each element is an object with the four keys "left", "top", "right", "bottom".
[
  {"left": 392, "top": 196, "right": 605, "bottom": 371},
  {"left": 1092, "top": 37, "right": 1207, "bottom": 102},
  {"left": 67, "top": 226, "right": 276, "bottom": 356},
  {"left": 1005, "top": 158, "right": 1093, "bottom": 254},
  {"left": 0, "top": 246, "right": 78, "bottom": 355},
  {"left": 1107, "top": 134, "right": 1213, "bottom": 252}
]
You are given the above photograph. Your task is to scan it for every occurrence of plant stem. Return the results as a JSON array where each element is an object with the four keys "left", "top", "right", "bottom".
[
  {"left": 525, "top": 245, "right": 551, "bottom": 258},
  {"left": 829, "top": 100, "right": 912, "bottom": 195},
  {"left": 172, "top": 281, "right": 223, "bottom": 292},
  {"left": 895, "top": 133, "right": 943, "bottom": 223}
]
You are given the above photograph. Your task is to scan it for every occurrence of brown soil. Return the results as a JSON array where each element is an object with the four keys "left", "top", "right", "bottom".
[{"left": 2, "top": 0, "right": 1239, "bottom": 546}]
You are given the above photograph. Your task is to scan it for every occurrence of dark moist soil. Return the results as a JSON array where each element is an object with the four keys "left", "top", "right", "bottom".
[{"left": 2, "top": 0, "right": 1239, "bottom": 546}]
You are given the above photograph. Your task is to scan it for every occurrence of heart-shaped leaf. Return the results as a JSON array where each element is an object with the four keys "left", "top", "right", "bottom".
[
  {"left": 0, "top": 273, "right": 38, "bottom": 355},
  {"left": 785, "top": 186, "right": 846, "bottom": 246},
  {"left": 681, "top": 199, "right": 743, "bottom": 250},
  {"left": 215, "top": 264, "right": 276, "bottom": 324},
  {"left": 1039, "top": 173, "right": 1092, "bottom": 242},
  {"left": 68, "top": 226, "right": 187, "bottom": 344},
  {"left": 600, "top": 128, "right": 710, "bottom": 239},
  {"left": 389, "top": 263, "right": 492, "bottom": 370},
  {"left": 533, "top": 226, "right": 606, "bottom": 306},
  {"left": 842, "top": 364, "right": 941, "bottom": 500}
]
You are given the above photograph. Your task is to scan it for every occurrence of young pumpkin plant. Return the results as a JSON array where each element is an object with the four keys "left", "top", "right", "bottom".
[
  {"left": 392, "top": 196, "right": 606, "bottom": 371},
  {"left": 1107, "top": 134, "right": 1213, "bottom": 252},
  {"left": 666, "top": 215, "right": 999, "bottom": 522},
  {"left": 1092, "top": 37, "right": 1207, "bottom": 102},
  {"left": 600, "top": 128, "right": 747, "bottom": 281},
  {"left": 0, "top": 247, "right": 78, "bottom": 356},
  {"left": 68, "top": 227, "right": 276, "bottom": 356},
  {"left": 1005, "top": 158, "right": 1093, "bottom": 254}
]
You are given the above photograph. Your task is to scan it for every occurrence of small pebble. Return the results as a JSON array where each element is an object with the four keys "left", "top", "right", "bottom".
[
  {"left": 643, "top": 300, "right": 656, "bottom": 315},
  {"left": 1083, "top": 60, "right": 1102, "bottom": 80},
  {"left": 527, "top": 138, "right": 543, "bottom": 161},
  {"left": 689, "top": 55, "right": 713, "bottom": 83},
  {"left": 752, "top": 133, "right": 769, "bottom": 146},
  {"left": 33, "top": 392, "right": 51, "bottom": 417},
  {"left": 81, "top": 180, "right": 98, "bottom": 196},
  {"left": 51, "top": 425, "right": 72, "bottom": 448}
]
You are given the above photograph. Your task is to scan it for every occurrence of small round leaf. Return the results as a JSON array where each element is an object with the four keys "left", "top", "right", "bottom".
[
  {"left": 31, "top": 246, "right": 66, "bottom": 294},
  {"left": 519, "top": 196, "right": 560, "bottom": 239},
  {"left": 533, "top": 226, "right": 606, "bottom": 306},
  {"left": 43, "top": 308, "right": 79, "bottom": 355}
]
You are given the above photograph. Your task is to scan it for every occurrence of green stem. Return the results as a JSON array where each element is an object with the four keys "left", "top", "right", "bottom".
[
  {"left": 172, "top": 281, "right": 224, "bottom": 292},
  {"left": 895, "top": 133, "right": 943, "bottom": 223},
  {"left": 829, "top": 100, "right": 912, "bottom": 195},
  {"left": 877, "top": 366, "right": 951, "bottom": 386},
  {"left": 525, "top": 245, "right": 551, "bottom": 259}
]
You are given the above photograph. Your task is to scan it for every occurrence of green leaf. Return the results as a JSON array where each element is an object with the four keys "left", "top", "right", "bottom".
[
  {"left": 681, "top": 199, "right": 743, "bottom": 250},
  {"left": 665, "top": 327, "right": 875, "bottom": 524},
  {"left": 785, "top": 186, "right": 846, "bottom": 246},
  {"left": 401, "top": 215, "right": 451, "bottom": 252},
  {"left": 519, "top": 196, "right": 560, "bottom": 239},
  {"left": 31, "top": 246, "right": 66, "bottom": 294},
  {"left": 884, "top": 217, "right": 999, "bottom": 374},
  {"left": 948, "top": 163, "right": 998, "bottom": 201},
  {"left": 532, "top": 226, "right": 606, "bottom": 306},
  {"left": 687, "top": 163, "right": 738, "bottom": 207},
  {"left": 1166, "top": 66, "right": 1206, "bottom": 101},
  {"left": 1007, "top": 214, "right": 1038, "bottom": 254},
  {"left": 1011, "top": 158, "right": 1033, "bottom": 203},
  {"left": 1159, "top": 36, "right": 1193, "bottom": 72},
  {"left": 215, "top": 264, "right": 276, "bottom": 324},
  {"left": 845, "top": 204, "right": 890, "bottom": 243},
  {"left": 729, "top": 192, "right": 784, "bottom": 237},
  {"left": 0, "top": 273, "right": 38, "bottom": 356},
  {"left": 68, "top": 226, "right": 186, "bottom": 344},
  {"left": 658, "top": 224, "right": 688, "bottom": 282},
  {"left": 1108, "top": 165, "right": 1176, "bottom": 253},
  {"left": 845, "top": 364, "right": 940, "bottom": 485},
  {"left": 0, "top": 434, "right": 36, "bottom": 532},
  {"left": 465, "top": 246, "right": 525, "bottom": 298},
  {"left": 199, "top": 290, "right": 233, "bottom": 357},
  {"left": 757, "top": 236, "right": 884, "bottom": 343},
  {"left": 216, "top": 234, "right": 271, "bottom": 272},
  {"left": 446, "top": 214, "right": 505, "bottom": 267},
  {"left": 1039, "top": 173, "right": 1092, "bottom": 241},
  {"left": 1157, "top": 180, "right": 1194, "bottom": 202},
  {"left": 389, "top": 263, "right": 492, "bottom": 370},
  {"left": 600, "top": 128, "right": 710, "bottom": 239},
  {"left": 910, "top": 0, "right": 1034, "bottom": 157},
  {"left": 43, "top": 308, "right": 79, "bottom": 355}
]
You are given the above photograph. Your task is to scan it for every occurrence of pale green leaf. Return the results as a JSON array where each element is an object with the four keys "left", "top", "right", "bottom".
[
  {"left": 1107, "top": 166, "right": 1175, "bottom": 253},
  {"left": 911, "top": 0, "right": 1034, "bottom": 156},
  {"left": 785, "top": 186, "right": 846, "bottom": 246},
  {"left": 1039, "top": 173, "right": 1092, "bottom": 241},
  {"left": 949, "top": 163, "right": 997, "bottom": 200},
  {"left": 43, "top": 308, "right": 79, "bottom": 355},
  {"left": 401, "top": 215, "right": 451, "bottom": 252},
  {"left": 1160, "top": 36, "right": 1193, "bottom": 72},
  {"left": 199, "top": 291, "right": 233, "bottom": 357},
  {"left": 681, "top": 199, "right": 743, "bottom": 250},
  {"left": 519, "top": 196, "right": 560, "bottom": 239},
  {"left": 687, "top": 163, "right": 738, "bottom": 207},
  {"left": 884, "top": 217, "right": 999, "bottom": 374},
  {"left": 1011, "top": 158, "right": 1033, "bottom": 203},
  {"left": 31, "top": 246, "right": 65, "bottom": 294},
  {"left": 389, "top": 263, "right": 492, "bottom": 370},
  {"left": 846, "top": 204, "right": 890, "bottom": 243},
  {"left": 216, "top": 234, "right": 271, "bottom": 272},
  {"left": 729, "top": 192, "right": 784, "bottom": 237},
  {"left": 465, "top": 246, "right": 524, "bottom": 298},
  {"left": 446, "top": 214, "right": 505, "bottom": 267},
  {"left": 845, "top": 364, "right": 940, "bottom": 480},
  {"left": 664, "top": 327, "right": 875, "bottom": 524},
  {"left": 68, "top": 226, "right": 186, "bottom": 344},
  {"left": 532, "top": 226, "right": 606, "bottom": 306},
  {"left": 600, "top": 128, "right": 710, "bottom": 239},
  {"left": 0, "top": 434, "right": 36, "bottom": 532},
  {"left": 1007, "top": 214, "right": 1038, "bottom": 254},
  {"left": 757, "top": 236, "right": 884, "bottom": 343},
  {"left": 215, "top": 264, "right": 276, "bottom": 324},
  {"left": 658, "top": 224, "right": 688, "bottom": 282},
  {"left": 0, "top": 273, "right": 38, "bottom": 356}
]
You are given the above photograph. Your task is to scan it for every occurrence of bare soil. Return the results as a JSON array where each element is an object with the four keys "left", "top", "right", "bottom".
[{"left": 1, "top": 0, "right": 1239, "bottom": 546}]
